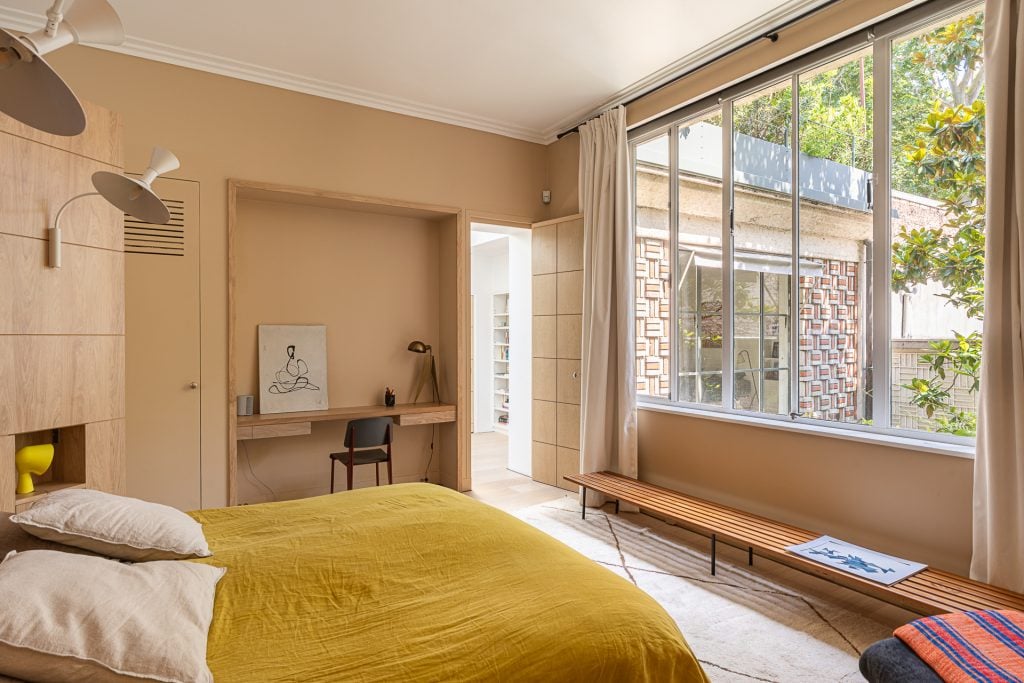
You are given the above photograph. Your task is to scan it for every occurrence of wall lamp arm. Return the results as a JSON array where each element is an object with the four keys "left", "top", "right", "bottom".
[{"left": 49, "top": 191, "right": 99, "bottom": 268}]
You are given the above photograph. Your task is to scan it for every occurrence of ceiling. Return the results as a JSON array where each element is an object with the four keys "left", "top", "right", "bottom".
[{"left": 0, "top": 0, "right": 826, "bottom": 143}]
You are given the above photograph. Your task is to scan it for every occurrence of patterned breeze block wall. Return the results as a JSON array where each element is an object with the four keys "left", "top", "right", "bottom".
[
  {"left": 635, "top": 238, "right": 863, "bottom": 420},
  {"left": 635, "top": 235, "right": 671, "bottom": 397},
  {"left": 798, "top": 259, "right": 860, "bottom": 422}
]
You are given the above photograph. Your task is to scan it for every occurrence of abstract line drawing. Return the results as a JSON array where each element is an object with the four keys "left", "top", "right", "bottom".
[{"left": 268, "top": 345, "right": 321, "bottom": 394}]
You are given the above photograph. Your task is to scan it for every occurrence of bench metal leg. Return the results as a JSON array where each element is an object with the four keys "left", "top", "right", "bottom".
[
  {"left": 749, "top": 547, "right": 754, "bottom": 566},
  {"left": 615, "top": 499, "right": 620, "bottom": 514},
  {"left": 581, "top": 487, "right": 587, "bottom": 520},
  {"left": 711, "top": 534, "right": 717, "bottom": 576}
]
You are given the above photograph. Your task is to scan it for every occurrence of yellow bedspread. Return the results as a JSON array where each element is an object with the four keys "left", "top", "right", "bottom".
[{"left": 190, "top": 484, "right": 707, "bottom": 682}]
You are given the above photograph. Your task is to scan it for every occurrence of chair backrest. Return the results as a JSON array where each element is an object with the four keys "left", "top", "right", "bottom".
[{"left": 344, "top": 417, "right": 392, "bottom": 449}]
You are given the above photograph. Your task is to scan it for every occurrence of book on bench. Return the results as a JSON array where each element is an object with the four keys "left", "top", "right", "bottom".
[{"left": 786, "top": 536, "right": 927, "bottom": 586}]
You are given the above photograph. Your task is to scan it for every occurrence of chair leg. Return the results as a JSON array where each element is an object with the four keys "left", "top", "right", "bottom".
[
  {"left": 347, "top": 461, "right": 354, "bottom": 491},
  {"left": 330, "top": 459, "right": 335, "bottom": 494},
  {"left": 386, "top": 457, "right": 393, "bottom": 485},
  {"left": 375, "top": 463, "right": 380, "bottom": 486}
]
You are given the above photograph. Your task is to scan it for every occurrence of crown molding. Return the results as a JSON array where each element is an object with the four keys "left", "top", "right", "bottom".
[
  {"left": 539, "top": 0, "right": 834, "bottom": 140},
  {"left": 0, "top": 6, "right": 550, "bottom": 144},
  {"left": 3, "top": 0, "right": 833, "bottom": 146}
]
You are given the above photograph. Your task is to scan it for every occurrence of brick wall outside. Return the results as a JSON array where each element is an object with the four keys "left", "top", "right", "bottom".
[
  {"left": 798, "top": 259, "right": 861, "bottom": 422},
  {"left": 891, "top": 341, "right": 977, "bottom": 431},
  {"left": 635, "top": 234, "right": 671, "bottom": 397}
]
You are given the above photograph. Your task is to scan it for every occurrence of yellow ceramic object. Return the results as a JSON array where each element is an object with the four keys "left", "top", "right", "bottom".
[{"left": 14, "top": 444, "right": 54, "bottom": 495}]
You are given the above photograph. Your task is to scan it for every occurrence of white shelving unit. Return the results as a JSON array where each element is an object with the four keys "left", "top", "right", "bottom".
[{"left": 493, "top": 293, "right": 510, "bottom": 432}]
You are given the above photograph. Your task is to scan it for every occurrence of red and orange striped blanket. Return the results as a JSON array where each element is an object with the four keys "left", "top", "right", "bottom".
[{"left": 895, "top": 610, "right": 1024, "bottom": 682}]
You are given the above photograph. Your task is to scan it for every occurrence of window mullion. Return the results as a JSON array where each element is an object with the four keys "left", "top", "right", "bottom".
[
  {"left": 721, "top": 100, "right": 734, "bottom": 411},
  {"left": 789, "top": 74, "right": 801, "bottom": 419},
  {"left": 872, "top": 38, "right": 893, "bottom": 428},
  {"left": 668, "top": 126, "right": 680, "bottom": 403}
]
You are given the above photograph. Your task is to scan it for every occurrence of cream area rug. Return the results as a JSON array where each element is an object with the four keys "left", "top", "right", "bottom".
[{"left": 514, "top": 497, "right": 907, "bottom": 682}]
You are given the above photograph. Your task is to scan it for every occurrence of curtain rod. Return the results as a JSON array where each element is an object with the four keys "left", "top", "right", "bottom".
[{"left": 555, "top": 0, "right": 844, "bottom": 140}]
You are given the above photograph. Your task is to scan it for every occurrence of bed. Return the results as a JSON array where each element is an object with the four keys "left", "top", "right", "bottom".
[{"left": 1, "top": 483, "right": 707, "bottom": 682}]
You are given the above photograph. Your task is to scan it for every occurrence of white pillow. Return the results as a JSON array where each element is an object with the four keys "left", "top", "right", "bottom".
[
  {"left": 0, "top": 549, "right": 224, "bottom": 683},
  {"left": 10, "top": 488, "right": 212, "bottom": 561}
]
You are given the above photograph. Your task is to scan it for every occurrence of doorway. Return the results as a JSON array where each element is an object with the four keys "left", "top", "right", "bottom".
[{"left": 469, "top": 223, "right": 532, "bottom": 488}]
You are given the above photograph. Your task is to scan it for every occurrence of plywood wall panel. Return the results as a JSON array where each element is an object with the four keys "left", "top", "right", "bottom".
[
  {"left": 0, "top": 132, "right": 123, "bottom": 250},
  {"left": 86, "top": 419, "right": 127, "bottom": 495},
  {"left": 0, "top": 234, "right": 124, "bottom": 335},
  {"left": 0, "top": 103, "right": 123, "bottom": 167},
  {"left": 0, "top": 436, "right": 13, "bottom": 513},
  {"left": 0, "top": 335, "right": 125, "bottom": 435}
]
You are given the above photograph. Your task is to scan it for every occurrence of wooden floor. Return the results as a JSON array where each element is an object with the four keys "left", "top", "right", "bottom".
[{"left": 466, "top": 431, "right": 571, "bottom": 513}]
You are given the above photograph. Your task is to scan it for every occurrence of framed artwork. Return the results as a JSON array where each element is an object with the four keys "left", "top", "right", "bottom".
[{"left": 258, "top": 324, "right": 328, "bottom": 414}]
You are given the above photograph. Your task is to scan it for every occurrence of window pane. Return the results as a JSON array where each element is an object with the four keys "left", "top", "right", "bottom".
[
  {"left": 889, "top": 7, "right": 985, "bottom": 436},
  {"left": 678, "top": 110, "right": 724, "bottom": 405},
  {"left": 634, "top": 133, "right": 671, "bottom": 398},
  {"left": 797, "top": 51, "right": 873, "bottom": 424},
  {"left": 733, "top": 82, "right": 793, "bottom": 415}
]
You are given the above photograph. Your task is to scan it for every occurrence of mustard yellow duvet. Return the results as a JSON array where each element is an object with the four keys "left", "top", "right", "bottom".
[{"left": 190, "top": 484, "right": 707, "bottom": 682}]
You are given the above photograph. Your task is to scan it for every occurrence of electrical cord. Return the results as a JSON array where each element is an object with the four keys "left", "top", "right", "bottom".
[
  {"left": 240, "top": 440, "right": 277, "bottom": 502},
  {"left": 423, "top": 424, "right": 437, "bottom": 482}
]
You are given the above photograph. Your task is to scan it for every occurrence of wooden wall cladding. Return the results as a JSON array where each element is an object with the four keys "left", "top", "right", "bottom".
[
  {"left": 1, "top": 104, "right": 126, "bottom": 512},
  {"left": 86, "top": 419, "right": 126, "bottom": 495},
  {"left": 531, "top": 214, "right": 584, "bottom": 491},
  {"left": 0, "top": 233, "right": 124, "bottom": 335},
  {"left": 0, "top": 133, "right": 123, "bottom": 250},
  {"left": 0, "top": 100, "right": 123, "bottom": 167},
  {"left": 0, "top": 335, "right": 125, "bottom": 435},
  {"left": 0, "top": 435, "right": 13, "bottom": 514}
]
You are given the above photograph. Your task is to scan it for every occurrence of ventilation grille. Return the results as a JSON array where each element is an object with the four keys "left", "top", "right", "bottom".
[{"left": 124, "top": 198, "right": 186, "bottom": 256}]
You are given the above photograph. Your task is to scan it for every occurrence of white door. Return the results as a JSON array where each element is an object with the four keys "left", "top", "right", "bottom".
[{"left": 125, "top": 177, "right": 201, "bottom": 510}]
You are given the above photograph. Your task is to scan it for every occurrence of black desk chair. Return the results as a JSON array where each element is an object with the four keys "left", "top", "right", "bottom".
[{"left": 329, "top": 417, "right": 393, "bottom": 492}]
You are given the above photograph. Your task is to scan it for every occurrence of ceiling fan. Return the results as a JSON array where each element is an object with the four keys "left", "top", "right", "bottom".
[{"left": 0, "top": 0, "right": 125, "bottom": 136}]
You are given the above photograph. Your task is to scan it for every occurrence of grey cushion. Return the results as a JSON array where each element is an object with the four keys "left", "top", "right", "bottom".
[{"left": 859, "top": 637, "right": 942, "bottom": 683}]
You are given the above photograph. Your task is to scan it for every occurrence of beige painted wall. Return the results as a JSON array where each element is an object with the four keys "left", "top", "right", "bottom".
[
  {"left": 234, "top": 199, "right": 442, "bottom": 501},
  {"left": 47, "top": 46, "right": 551, "bottom": 508},
  {"left": 638, "top": 408, "right": 973, "bottom": 572},
  {"left": 545, "top": 134, "right": 580, "bottom": 218}
]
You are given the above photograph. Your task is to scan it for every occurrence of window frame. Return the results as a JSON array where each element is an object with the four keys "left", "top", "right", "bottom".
[{"left": 629, "top": 0, "right": 981, "bottom": 450}]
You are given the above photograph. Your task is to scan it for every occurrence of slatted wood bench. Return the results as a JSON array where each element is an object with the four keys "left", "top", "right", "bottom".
[{"left": 565, "top": 471, "right": 1024, "bottom": 617}]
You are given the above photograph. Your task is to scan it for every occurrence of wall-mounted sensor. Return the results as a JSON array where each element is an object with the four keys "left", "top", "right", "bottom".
[{"left": 541, "top": 190, "right": 551, "bottom": 205}]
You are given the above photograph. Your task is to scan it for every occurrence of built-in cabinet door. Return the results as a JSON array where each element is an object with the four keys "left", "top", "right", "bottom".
[
  {"left": 531, "top": 214, "right": 583, "bottom": 490},
  {"left": 125, "top": 177, "right": 201, "bottom": 510}
]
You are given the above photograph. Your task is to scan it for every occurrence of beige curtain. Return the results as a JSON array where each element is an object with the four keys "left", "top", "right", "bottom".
[
  {"left": 578, "top": 106, "right": 638, "bottom": 506},
  {"left": 972, "top": 0, "right": 1024, "bottom": 592}
]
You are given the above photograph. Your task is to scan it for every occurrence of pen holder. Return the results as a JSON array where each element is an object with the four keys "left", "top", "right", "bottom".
[{"left": 384, "top": 392, "right": 396, "bottom": 407}]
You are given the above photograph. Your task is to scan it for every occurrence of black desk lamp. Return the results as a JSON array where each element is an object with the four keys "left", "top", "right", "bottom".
[{"left": 408, "top": 341, "right": 440, "bottom": 403}]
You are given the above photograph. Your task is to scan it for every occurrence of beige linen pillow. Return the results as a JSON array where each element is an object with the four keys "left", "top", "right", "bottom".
[
  {"left": 0, "top": 549, "right": 224, "bottom": 683},
  {"left": 10, "top": 489, "right": 211, "bottom": 561}
]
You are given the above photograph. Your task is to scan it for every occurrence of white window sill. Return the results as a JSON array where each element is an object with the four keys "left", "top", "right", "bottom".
[{"left": 637, "top": 401, "right": 975, "bottom": 460}]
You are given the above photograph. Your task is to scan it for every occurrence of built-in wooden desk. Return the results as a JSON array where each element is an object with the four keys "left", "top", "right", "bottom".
[{"left": 236, "top": 403, "right": 456, "bottom": 441}]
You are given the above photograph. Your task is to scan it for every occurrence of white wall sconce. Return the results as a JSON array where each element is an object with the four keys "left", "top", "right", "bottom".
[
  {"left": 0, "top": 0, "right": 126, "bottom": 136},
  {"left": 50, "top": 146, "right": 180, "bottom": 268}
]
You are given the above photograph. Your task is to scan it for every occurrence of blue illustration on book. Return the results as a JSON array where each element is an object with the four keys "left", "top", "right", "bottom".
[{"left": 809, "top": 546, "right": 895, "bottom": 575}]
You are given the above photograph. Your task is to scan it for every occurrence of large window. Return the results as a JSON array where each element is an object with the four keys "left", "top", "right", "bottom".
[{"left": 632, "top": 0, "right": 985, "bottom": 444}]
